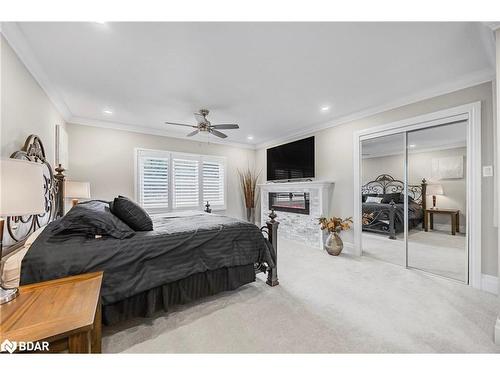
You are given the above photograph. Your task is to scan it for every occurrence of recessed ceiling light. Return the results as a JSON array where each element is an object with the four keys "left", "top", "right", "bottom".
[
  {"left": 103, "top": 109, "right": 113, "bottom": 115},
  {"left": 247, "top": 136, "right": 254, "bottom": 141},
  {"left": 320, "top": 106, "right": 330, "bottom": 112},
  {"left": 94, "top": 21, "right": 106, "bottom": 24},
  {"left": 409, "top": 144, "right": 416, "bottom": 148}
]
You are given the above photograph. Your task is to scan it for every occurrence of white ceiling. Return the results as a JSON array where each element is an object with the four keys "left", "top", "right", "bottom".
[
  {"left": 361, "top": 121, "right": 467, "bottom": 158},
  {"left": 4, "top": 22, "right": 496, "bottom": 148}
]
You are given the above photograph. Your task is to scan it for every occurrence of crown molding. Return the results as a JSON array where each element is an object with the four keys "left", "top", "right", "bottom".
[
  {"left": 256, "top": 69, "right": 494, "bottom": 150},
  {"left": 1, "top": 22, "right": 72, "bottom": 120},
  {"left": 69, "top": 116, "right": 256, "bottom": 150}
]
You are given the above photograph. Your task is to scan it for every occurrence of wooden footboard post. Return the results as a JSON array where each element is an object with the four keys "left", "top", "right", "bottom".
[
  {"left": 266, "top": 209, "right": 279, "bottom": 287},
  {"left": 54, "top": 164, "right": 66, "bottom": 218},
  {"left": 388, "top": 201, "right": 397, "bottom": 240}
]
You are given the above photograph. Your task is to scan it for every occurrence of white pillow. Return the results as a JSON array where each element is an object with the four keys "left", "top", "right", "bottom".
[
  {"left": 1, "top": 226, "right": 46, "bottom": 288},
  {"left": 366, "top": 196, "right": 383, "bottom": 204}
]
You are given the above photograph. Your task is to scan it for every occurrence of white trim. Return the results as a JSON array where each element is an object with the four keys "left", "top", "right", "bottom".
[
  {"left": 70, "top": 117, "right": 256, "bottom": 150},
  {"left": 1, "top": 22, "right": 72, "bottom": 120},
  {"left": 256, "top": 72, "right": 493, "bottom": 150},
  {"left": 353, "top": 102, "right": 482, "bottom": 289},
  {"left": 481, "top": 274, "right": 498, "bottom": 295}
]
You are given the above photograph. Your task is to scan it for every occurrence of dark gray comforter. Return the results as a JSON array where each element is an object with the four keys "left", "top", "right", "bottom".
[
  {"left": 21, "top": 213, "right": 274, "bottom": 305},
  {"left": 362, "top": 200, "right": 423, "bottom": 233}
]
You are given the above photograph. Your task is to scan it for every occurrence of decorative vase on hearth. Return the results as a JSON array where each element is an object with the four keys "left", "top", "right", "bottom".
[{"left": 324, "top": 232, "right": 343, "bottom": 256}]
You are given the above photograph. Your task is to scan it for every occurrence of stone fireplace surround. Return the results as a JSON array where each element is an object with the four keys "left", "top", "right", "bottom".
[{"left": 259, "top": 180, "right": 335, "bottom": 249}]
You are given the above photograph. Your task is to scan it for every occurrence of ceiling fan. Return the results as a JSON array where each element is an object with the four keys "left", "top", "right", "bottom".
[{"left": 165, "top": 109, "right": 239, "bottom": 139}]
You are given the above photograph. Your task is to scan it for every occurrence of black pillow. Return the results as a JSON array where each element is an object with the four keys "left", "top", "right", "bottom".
[
  {"left": 379, "top": 193, "right": 401, "bottom": 204},
  {"left": 52, "top": 200, "right": 135, "bottom": 239},
  {"left": 110, "top": 196, "right": 153, "bottom": 231}
]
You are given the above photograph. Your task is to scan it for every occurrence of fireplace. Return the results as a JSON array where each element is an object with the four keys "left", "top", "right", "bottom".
[{"left": 269, "top": 192, "right": 310, "bottom": 215}]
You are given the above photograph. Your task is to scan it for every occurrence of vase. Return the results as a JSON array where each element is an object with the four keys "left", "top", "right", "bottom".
[
  {"left": 324, "top": 232, "right": 343, "bottom": 256},
  {"left": 246, "top": 207, "right": 255, "bottom": 223}
]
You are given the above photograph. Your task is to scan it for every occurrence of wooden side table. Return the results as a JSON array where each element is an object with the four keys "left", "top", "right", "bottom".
[
  {"left": 425, "top": 208, "right": 460, "bottom": 235},
  {"left": 0, "top": 272, "right": 103, "bottom": 354}
]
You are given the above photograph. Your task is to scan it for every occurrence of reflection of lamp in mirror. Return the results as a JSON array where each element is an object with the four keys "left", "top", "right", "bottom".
[
  {"left": 0, "top": 158, "right": 45, "bottom": 304},
  {"left": 426, "top": 184, "right": 444, "bottom": 208},
  {"left": 65, "top": 181, "right": 91, "bottom": 207}
]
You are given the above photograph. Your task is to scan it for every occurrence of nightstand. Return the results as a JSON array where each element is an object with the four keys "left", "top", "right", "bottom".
[
  {"left": 425, "top": 208, "right": 460, "bottom": 235},
  {"left": 0, "top": 272, "right": 103, "bottom": 353}
]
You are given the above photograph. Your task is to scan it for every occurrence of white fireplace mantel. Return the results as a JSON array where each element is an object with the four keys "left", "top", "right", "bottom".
[{"left": 259, "top": 180, "right": 334, "bottom": 248}]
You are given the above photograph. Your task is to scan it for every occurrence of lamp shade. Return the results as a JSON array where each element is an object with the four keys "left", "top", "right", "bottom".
[
  {"left": 0, "top": 159, "right": 45, "bottom": 216},
  {"left": 65, "top": 181, "right": 91, "bottom": 199},
  {"left": 426, "top": 184, "right": 444, "bottom": 196}
]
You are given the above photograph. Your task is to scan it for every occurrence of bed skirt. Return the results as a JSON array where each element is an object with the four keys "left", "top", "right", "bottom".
[{"left": 102, "top": 264, "right": 256, "bottom": 325}]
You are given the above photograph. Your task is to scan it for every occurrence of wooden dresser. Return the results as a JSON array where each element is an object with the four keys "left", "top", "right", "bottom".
[{"left": 0, "top": 272, "right": 103, "bottom": 354}]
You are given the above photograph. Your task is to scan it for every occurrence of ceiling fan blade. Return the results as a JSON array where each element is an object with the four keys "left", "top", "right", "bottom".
[
  {"left": 210, "top": 129, "right": 228, "bottom": 139},
  {"left": 210, "top": 124, "right": 239, "bottom": 129},
  {"left": 194, "top": 113, "right": 206, "bottom": 125},
  {"left": 165, "top": 122, "right": 197, "bottom": 128},
  {"left": 186, "top": 129, "right": 199, "bottom": 137}
]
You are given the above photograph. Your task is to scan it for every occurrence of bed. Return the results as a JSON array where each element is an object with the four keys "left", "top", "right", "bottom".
[
  {"left": 2, "top": 135, "right": 279, "bottom": 325},
  {"left": 361, "top": 174, "right": 426, "bottom": 239}
]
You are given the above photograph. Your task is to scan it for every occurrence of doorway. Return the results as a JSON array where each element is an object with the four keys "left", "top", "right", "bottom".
[{"left": 353, "top": 103, "right": 481, "bottom": 287}]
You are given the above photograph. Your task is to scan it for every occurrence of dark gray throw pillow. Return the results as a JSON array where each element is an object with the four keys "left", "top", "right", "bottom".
[
  {"left": 52, "top": 200, "right": 135, "bottom": 239},
  {"left": 110, "top": 196, "right": 153, "bottom": 231}
]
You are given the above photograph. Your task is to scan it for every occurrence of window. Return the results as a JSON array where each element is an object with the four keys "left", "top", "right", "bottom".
[
  {"left": 173, "top": 157, "right": 199, "bottom": 208},
  {"left": 136, "top": 149, "right": 226, "bottom": 212},
  {"left": 137, "top": 151, "right": 169, "bottom": 209}
]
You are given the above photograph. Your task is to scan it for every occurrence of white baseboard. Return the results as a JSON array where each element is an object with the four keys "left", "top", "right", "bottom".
[{"left": 481, "top": 274, "right": 498, "bottom": 295}]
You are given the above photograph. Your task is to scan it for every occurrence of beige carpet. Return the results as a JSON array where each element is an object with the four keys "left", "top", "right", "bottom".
[
  {"left": 362, "top": 230, "right": 466, "bottom": 281},
  {"left": 103, "top": 237, "right": 499, "bottom": 353}
]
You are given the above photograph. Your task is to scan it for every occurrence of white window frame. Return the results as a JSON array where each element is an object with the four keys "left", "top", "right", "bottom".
[{"left": 135, "top": 148, "right": 227, "bottom": 213}]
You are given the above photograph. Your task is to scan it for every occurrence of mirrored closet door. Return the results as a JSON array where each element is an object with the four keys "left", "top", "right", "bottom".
[
  {"left": 359, "top": 118, "right": 469, "bottom": 284},
  {"left": 406, "top": 121, "right": 468, "bottom": 282},
  {"left": 360, "top": 133, "right": 405, "bottom": 267}
]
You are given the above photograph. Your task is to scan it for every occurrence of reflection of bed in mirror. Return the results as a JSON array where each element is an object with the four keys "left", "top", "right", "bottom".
[{"left": 361, "top": 174, "right": 427, "bottom": 239}]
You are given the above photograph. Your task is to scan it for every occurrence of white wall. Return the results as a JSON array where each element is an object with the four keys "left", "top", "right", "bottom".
[
  {"left": 0, "top": 35, "right": 66, "bottom": 164},
  {"left": 256, "top": 82, "right": 497, "bottom": 277},
  {"left": 65, "top": 123, "right": 255, "bottom": 220},
  {"left": 362, "top": 147, "right": 467, "bottom": 228}
]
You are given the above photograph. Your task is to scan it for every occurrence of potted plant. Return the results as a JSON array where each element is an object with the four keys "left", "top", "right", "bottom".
[
  {"left": 318, "top": 216, "right": 353, "bottom": 255},
  {"left": 238, "top": 168, "right": 261, "bottom": 223}
]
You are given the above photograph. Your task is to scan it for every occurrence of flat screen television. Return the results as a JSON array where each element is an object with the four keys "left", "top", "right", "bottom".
[{"left": 267, "top": 136, "right": 315, "bottom": 181}]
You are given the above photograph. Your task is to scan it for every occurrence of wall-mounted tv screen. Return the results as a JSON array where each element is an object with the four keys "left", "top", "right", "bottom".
[{"left": 267, "top": 136, "right": 315, "bottom": 181}]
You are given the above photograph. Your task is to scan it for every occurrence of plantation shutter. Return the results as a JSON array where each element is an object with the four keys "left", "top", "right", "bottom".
[
  {"left": 202, "top": 159, "right": 225, "bottom": 207},
  {"left": 138, "top": 151, "right": 169, "bottom": 209},
  {"left": 173, "top": 156, "right": 200, "bottom": 208}
]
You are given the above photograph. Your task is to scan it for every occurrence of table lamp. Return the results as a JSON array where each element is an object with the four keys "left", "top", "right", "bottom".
[
  {"left": 0, "top": 158, "right": 45, "bottom": 304},
  {"left": 426, "top": 184, "right": 444, "bottom": 208},
  {"left": 65, "top": 180, "right": 91, "bottom": 207}
]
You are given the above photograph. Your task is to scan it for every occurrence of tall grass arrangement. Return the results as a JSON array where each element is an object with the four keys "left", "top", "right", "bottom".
[{"left": 238, "top": 168, "right": 261, "bottom": 222}]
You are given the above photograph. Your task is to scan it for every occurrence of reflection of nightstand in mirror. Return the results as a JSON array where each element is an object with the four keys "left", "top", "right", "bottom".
[{"left": 425, "top": 208, "right": 460, "bottom": 235}]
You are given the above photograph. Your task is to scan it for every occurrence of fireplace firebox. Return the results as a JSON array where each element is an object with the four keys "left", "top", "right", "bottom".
[{"left": 269, "top": 192, "right": 310, "bottom": 215}]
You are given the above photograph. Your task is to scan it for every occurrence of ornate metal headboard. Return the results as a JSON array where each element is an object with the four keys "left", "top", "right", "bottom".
[
  {"left": 361, "top": 174, "right": 427, "bottom": 204},
  {"left": 3, "top": 135, "right": 65, "bottom": 252}
]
